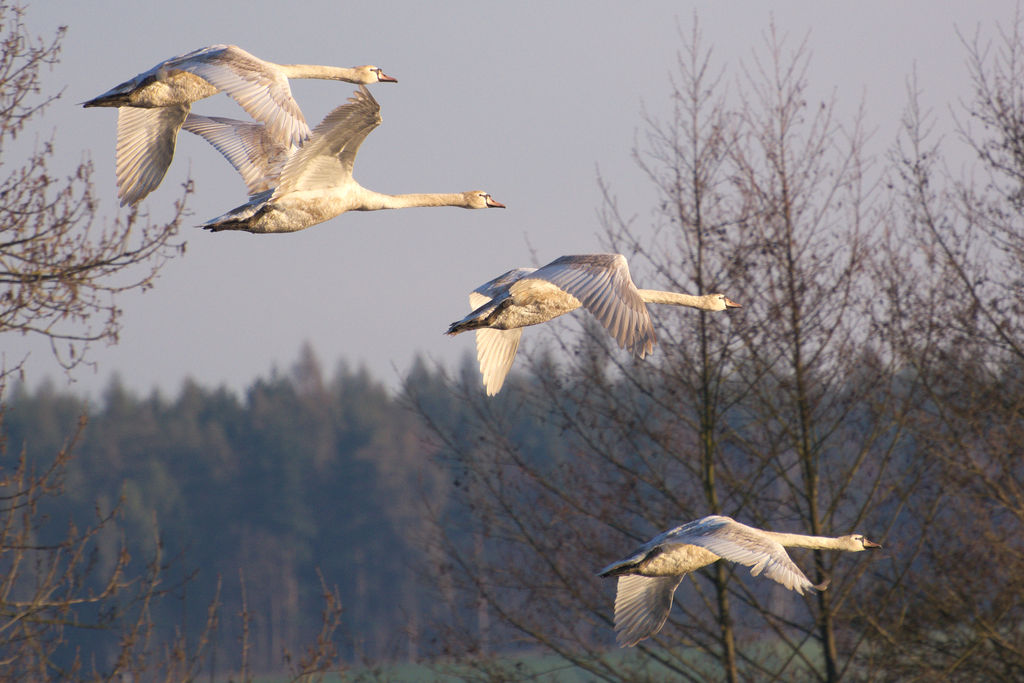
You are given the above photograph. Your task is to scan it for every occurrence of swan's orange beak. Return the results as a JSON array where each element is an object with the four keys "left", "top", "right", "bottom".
[
  {"left": 725, "top": 298, "right": 741, "bottom": 308},
  {"left": 377, "top": 71, "right": 398, "bottom": 83},
  {"left": 863, "top": 539, "right": 882, "bottom": 549},
  {"left": 486, "top": 197, "right": 506, "bottom": 208}
]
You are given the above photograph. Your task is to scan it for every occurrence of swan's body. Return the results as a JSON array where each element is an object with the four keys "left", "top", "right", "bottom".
[
  {"left": 83, "top": 44, "right": 396, "bottom": 205},
  {"left": 446, "top": 254, "right": 741, "bottom": 395},
  {"left": 598, "top": 515, "right": 882, "bottom": 647},
  {"left": 198, "top": 86, "right": 504, "bottom": 233}
]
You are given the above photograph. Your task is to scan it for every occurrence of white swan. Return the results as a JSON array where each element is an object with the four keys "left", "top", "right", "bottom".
[
  {"left": 598, "top": 515, "right": 882, "bottom": 647},
  {"left": 83, "top": 44, "right": 397, "bottom": 205},
  {"left": 445, "top": 254, "right": 741, "bottom": 395},
  {"left": 198, "top": 86, "right": 505, "bottom": 233}
]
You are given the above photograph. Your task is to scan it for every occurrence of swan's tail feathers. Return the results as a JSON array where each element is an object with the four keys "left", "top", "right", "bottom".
[
  {"left": 199, "top": 192, "right": 272, "bottom": 233},
  {"left": 597, "top": 559, "right": 639, "bottom": 578},
  {"left": 82, "top": 77, "right": 153, "bottom": 107},
  {"left": 447, "top": 311, "right": 492, "bottom": 336},
  {"left": 447, "top": 295, "right": 509, "bottom": 337},
  {"left": 598, "top": 543, "right": 656, "bottom": 578},
  {"left": 200, "top": 209, "right": 260, "bottom": 232},
  {"left": 200, "top": 210, "right": 253, "bottom": 232},
  {"left": 446, "top": 318, "right": 476, "bottom": 336},
  {"left": 83, "top": 92, "right": 132, "bottom": 108},
  {"left": 201, "top": 219, "right": 250, "bottom": 233}
]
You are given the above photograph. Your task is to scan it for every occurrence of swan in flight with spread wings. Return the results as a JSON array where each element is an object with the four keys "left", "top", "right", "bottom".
[
  {"left": 83, "top": 44, "right": 397, "bottom": 205},
  {"left": 445, "top": 254, "right": 740, "bottom": 395},
  {"left": 196, "top": 86, "right": 505, "bottom": 234},
  {"left": 598, "top": 515, "right": 882, "bottom": 647}
]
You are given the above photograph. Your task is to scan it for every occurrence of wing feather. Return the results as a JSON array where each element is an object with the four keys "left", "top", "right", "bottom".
[
  {"left": 612, "top": 575, "right": 683, "bottom": 647},
  {"left": 181, "top": 45, "right": 310, "bottom": 146},
  {"left": 474, "top": 328, "right": 524, "bottom": 396},
  {"left": 273, "top": 86, "right": 381, "bottom": 196},
  {"left": 523, "top": 254, "right": 655, "bottom": 357},
  {"left": 115, "top": 104, "right": 189, "bottom": 206},
  {"left": 182, "top": 114, "right": 288, "bottom": 195}
]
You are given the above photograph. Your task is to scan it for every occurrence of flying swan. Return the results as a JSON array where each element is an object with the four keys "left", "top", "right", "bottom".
[
  {"left": 196, "top": 86, "right": 505, "bottom": 233},
  {"left": 598, "top": 515, "right": 882, "bottom": 647},
  {"left": 445, "top": 253, "right": 740, "bottom": 395},
  {"left": 83, "top": 44, "right": 397, "bottom": 205}
]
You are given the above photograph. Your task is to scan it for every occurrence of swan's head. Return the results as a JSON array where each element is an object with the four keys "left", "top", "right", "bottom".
[
  {"left": 463, "top": 191, "right": 506, "bottom": 209},
  {"left": 707, "top": 294, "right": 742, "bottom": 311},
  {"left": 353, "top": 65, "right": 398, "bottom": 84},
  {"left": 841, "top": 534, "right": 882, "bottom": 552}
]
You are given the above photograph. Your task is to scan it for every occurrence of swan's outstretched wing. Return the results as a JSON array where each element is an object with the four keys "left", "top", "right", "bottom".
[
  {"left": 115, "top": 104, "right": 189, "bottom": 206},
  {"left": 612, "top": 575, "right": 683, "bottom": 647},
  {"left": 273, "top": 86, "right": 381, "bottom": 195},
  {"left": 662, "top": 516, "right": 818, "bottom": 594},
  {"left": 182, "top": 114, "right": 289, "bottom": 195},
  {"left": 513, "top": 254, "right": 656, "bottom": 358},
  {"left": 180, "top": 45, "right": 310, "bottom": 147},
  {"left": 474, "top": 328, "right": 523, "bottom": 396},
  {"left": 467, "top": 270, "right": 535, "bottom": 396}
]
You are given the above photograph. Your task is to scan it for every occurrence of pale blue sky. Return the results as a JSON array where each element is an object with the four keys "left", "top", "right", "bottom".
[{"left": 12, "top": 1, "right": 1016, "bottom": 397}]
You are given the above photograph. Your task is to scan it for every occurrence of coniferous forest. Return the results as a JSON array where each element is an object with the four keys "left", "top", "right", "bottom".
[
  {"left": 4, "top": 351, "right": 451, "bottom": 672},
  {"left": 2, "top": 5, "right": 1024, "bottom": 682}
]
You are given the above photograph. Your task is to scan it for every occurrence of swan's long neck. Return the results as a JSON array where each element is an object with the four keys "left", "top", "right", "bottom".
[
  {"left": 637, "top": 289, "right": 710, "bottom": 309},
  {"left": 279, "top": 64, "right": 363, "bottom": 82},
  {"left": 364, "top": 192, "right": 471, "bottom": 210},
  {"left": 764, "top": 532, "right": 847, "bottom": 550}
]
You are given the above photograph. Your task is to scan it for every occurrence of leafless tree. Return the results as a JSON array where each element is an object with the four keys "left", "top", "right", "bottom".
[
  {"left": 599, "top": 19, "right": 748, "bottom": 681},
  {"left": 0, "top": 4, "right": 187, "bottom": 380},
  {"left": 0, "top": 4, "right": 199, "bottom": 678},
  {"left": 409, "top": 22, "right": 911, "bottom": 682},
  {"left": 718, "top": 25, "right": 907, "bottom": 683},
  {"left": 865, "top": 15, "right": 1024, "bottom": 681}
]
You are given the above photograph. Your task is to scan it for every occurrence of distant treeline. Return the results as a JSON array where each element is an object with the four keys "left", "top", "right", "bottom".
[
  {"left": 4, "top": 327, "right": 1023, "bottom": 679},
  {"left": 3, "top": 347, "right": 465, "bottom": 672}
]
